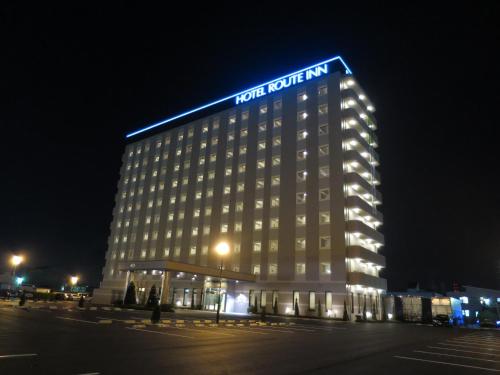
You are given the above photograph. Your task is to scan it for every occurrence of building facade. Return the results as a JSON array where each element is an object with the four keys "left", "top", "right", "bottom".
[{"left": 93, "top": 56, "right": 387, "bottom": 318}]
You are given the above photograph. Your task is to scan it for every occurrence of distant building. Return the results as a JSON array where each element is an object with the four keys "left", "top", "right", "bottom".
[
  {"left": 447, "top": 285, "right": 500, "bottom": 320},
  {"left": 93, "top": 56, "right": 386, "bottom": 319}
]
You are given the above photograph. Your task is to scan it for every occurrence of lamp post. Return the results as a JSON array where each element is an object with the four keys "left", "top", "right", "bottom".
[
  {"left": 70, "top": 276, "right": 79, "bottom": 293},
  {"left": 10, "top": 255, "right": 23, "bottom": 291},
  {"left": 215, "top": 241, "right": 230, "bottom": 324}
]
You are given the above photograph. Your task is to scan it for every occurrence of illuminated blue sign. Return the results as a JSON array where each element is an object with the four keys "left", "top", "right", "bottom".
[
  {"left": 235, "top": 64, "right": 328, "bottom": 104},
  {"left": 126, "top": 56, "right": 352, "bottom": 138}
]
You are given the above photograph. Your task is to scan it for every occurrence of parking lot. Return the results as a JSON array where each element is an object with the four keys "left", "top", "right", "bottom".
[{"left": 0, "top": 301, "right": 498, "bottom": 374}]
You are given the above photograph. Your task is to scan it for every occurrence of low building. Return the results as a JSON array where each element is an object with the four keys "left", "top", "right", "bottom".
[{"left": 447, "top": 285, "right": 500, "bottom": 322}]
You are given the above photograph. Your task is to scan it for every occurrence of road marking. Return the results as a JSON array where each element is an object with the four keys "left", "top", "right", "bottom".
[
  {"left": 125, "top": 327, "right": 194, "bottom": 339},
  {"left": 289, "top": 323, "right": 346, "bottom": 330},
  {"left": 209, "top": 327, "right": 269, "bottom": 335},
  {"left": 451, "top": 338, "right": 500, "bottom": 347},
  {"left": 414, "top": 350, "right": 500, "bottom": 363},
  {"left": 77, "top": 372, "right": 100, "bottom": 375},
  {"left": 394, "top": 356, "right": 500, "bottom": 372},
  {"left": 96, "top": 317, "right": 136, "bottom": 324},
  {"left": 439, "top": 342, "right": 500, "bottom": 352},
  {"left": 428, "top": 346, "right": 499, "bottom": 357},
  {"left": 0, "top": 353, "right": 38, "bottom": 359},
  {"left": 56, "top": 317, "right": 98, "bottom": 324},
  {"left": 247, "top": 327, "right": 296, "bottom": 333}
]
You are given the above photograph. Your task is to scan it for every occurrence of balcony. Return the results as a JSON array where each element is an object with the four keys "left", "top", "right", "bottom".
[
  {"left": 343, "top": 108, "right": 378, "bottom": 144},
  {"left": 344, "top": 149, "right": 381, "bottom": 185},
  {"left": 340, "top": 92, "right": 378, "bottom": 129},
  {"left": 346, "top": 219, "right": 385, "bottom": 246},
  {"left": 343, "top": 128, "right": 379, "bottom": 165},
  {"left": 344, "top": 172, "right": 382, "bottom": 206},
  {"left": 348, "top": 272, "right": 387, "bottom": 290},
  {"left": 345, "top": 195, "right": 383, "bottom": 223},
  {"left": 347, "top": 245, "right": 386, "bottom": 267}
]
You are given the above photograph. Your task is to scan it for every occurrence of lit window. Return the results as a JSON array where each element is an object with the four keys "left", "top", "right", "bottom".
[
  {"left": 208, "top": 171, "right": 215, "bottom": 180},
  {"left": 296, "top": 263, "right": 305, "bottom": 274},
  {"left": 228, "top": 132, "right": 235, "bottom": 141},
  {"left": 224, "top": 186, "right": 231, "bottom": 195},
  {"left": 319, "top": 145, "right": 329, "bottom": 156},
  {"left": 225, "top": 168, "right": 232, "bottom": 176},
  {"left": 319, "top": 166, "right": 330, "bottom": 178},
  {"left": 192, "top": 227, "right": 198, "bottom": 236},
  {"left": 221, "top": 223, "right": 228, "bottom": 233},
  {"left": 223, "top": 204, "right": 230, "bottom": 213},
  {"left": 199, "top": 157, "right": 205, "bottom": 165},
  {"left": 272, "top": 175, "right": 280, "bottom": 185},
  {"left": 253, "top": 265, "right": 261, "bottom": 275},
  {"left": 258, "top": 141, "right": 266, "bottom": 150},
  {"left": 203, "top": 226, "right": 210, "bottom": 235},
  {"left": 257, "top": 159, "right": 266, "bottom": 169},
  {"left": 272, "top": 156, "right": 281, "bottom": 166},
  {"left": 226, "top": 150, "right": 233, "bottom": 158},
  {"left": 241, "top": 128, "right": 248, "bottom": 138},
  {"left": 166, "top": 230, "right": 172, "bottom": 238},
  {"left": 273, "top": 137, "right": 281, "bottom": 146},
  {"left": 195, "top": 191, "right": 202, "bottom": 199},
  {"left": 236, "top": 202, "right": 243, "bottom": 212},
  {"left": 296, "top": 215, "right": 306, "bottom": 226},
  {"left": 320, "top": 236, "right": 331, "bottom": 249},
  {"left": 242, "top": 111, "right": 249, "bottom": 121},
  {"left": 297, "top": 91, "right": 308, "bottom": 102},
  {"left": 318, "top": 104, "right": 328, "bottom": 115},
  {"left": 205, "top": 207, "right": 212, "bottom": 216},
  {"left": 297, "top": 111, "right": 308, "bottom": 121},
  {"left": 238, "top": 164, "right": 246, "bottom": 173},
  {"left": 273, "top": 100, "right": 282, "bottom": 110},
  {"left": 259, "top": 105, "right": 267, "bottom": 115},
  {"left": 229, "top": 115, "right": 236, "bottom": 124},
  {"left": 319, "top": 188, "right": 330, "bottom": 201},
  {"left": 202, "top": 125, "right": 209, "bottom": 133},
  {"left": 254, "top": 220, "right": 263, "bottom": 230},
  {"left": 319, "top": 212, "right": 330, "bottom": 224},
  {"left": 271, "top": 196, "right": 279, "bottom": 207},
  {"left": 240, "top": 145, "right": 247, "bottom": 154},
  {"left": 269, "top": 264, "right": 278, "bottom": 275},
  {"left": 297, "top": 170, "right": 308, "bottom": 182},
  {"left": 273, "top": 118, "right": 282, "bottom": 128},
  {"left": 194, "top": 209, "right": 200, "bottom": 217},
  {"left": 234, "top": 243, "right": 241, "bottom": 253},
  {"left": 270, "top": 218, "right": 279, "bottom": 228},
  {"left": 256, "top": 179, "right": 264, "bottom": 189},
  {"left": 269, "top": 240, "right": 278, "bottom": 252},
  {"left": 253, "top": 241, "right": 261, "bottom": 252},
  {"left": 459, "top": 297, "right": 469, "bottom": 304},
  {"left": 258, "top": 122, "right": 267, "bottom": 132},
  {"left": 297, "top": 149, "right": 308, "bottom": 160},
  {"left": 318, "top": 85, "right": 327, "bottom": 96},
  {"left": 297, "top": 130, "right": 308, "bottom": 140},
  {"left": 207, "top": 188, "right": 213, "bottom": 197},
  {"left": 234, "top": 222, "right": 242, "bottom": 232},
  {"left": 197, "top": 175, "right": 203, "bottom": 183},
  {"left": 237, "top": 182, "right": 245, "bottom": 192},
  {"left": 210, "top": 154, "right": 217, "bottom": 163},
  {"left": 255, "top": 199, "right": 264, "bottom": 209}
]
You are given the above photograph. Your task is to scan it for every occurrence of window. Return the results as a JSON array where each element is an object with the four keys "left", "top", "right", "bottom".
[
  {"left": 224, "top": 186, "right": 231, "bottom": 195},
  {"left": 199, "top": 157, "right": 205, "bottom": 165},
  {"left": 253, "top": 265, "right": 261, "bottom": 275},
  {"left": 194, "top": 209, "right": 200, "bottom": 217},
  {"left": 272, "top": 156, "right": 281, "bottom": 166},
  {"left": 210, "top": 154, "right": 217, "bottom": 163},
  {"left": 202, "top": 124, "right": 209, "bottom": 133},
  {"left": 256, "top": 179, "right": 264, "bottom": 189},
  {"left": 296, "top": 214, "right": 306, "bottom": 226},
  {"left": 236, "top": 201, "right": 244, "bottom": 212},
  {"left": 297, "top": 129, "right": 308, "bottom": 140},
  {"left": 295, "top": 238, "right": 306, "bottom": 252},
  {"left": 459, "top": 297, "right": 469, "bottom": 304},
  {"left": 257, "top": 159, "right": 266, "bottom": 169},
  {"left": 234, "top": 222, "right": 242, "bottom": 232},
  {"left": 318, "top": 85, "right": 327, "bottom": 96},
  {"left": 234, "top": 243, "right": 241, "bottom": 253},
  {"left": 270, "top": 218, "right": 279, "bottom": 228},
  {"left": 319, "top": 166, "right": 330, "bottom": 178},
  {"left": 254, "top": 220, "right": 263, "bottom": 230},
  {"left": 319, "top": 188, "right": 330, "bottom": 201},
  {"left": 238, "top": 164, "right": 246, "bottom": 173},
  {"left": 227, "top": 132, "right": 235, "bottom": 141},
  {"left": 258, "top": 141, "right": 266, "bottom": 150},
  {"left": 297, "top": 91, "right": 308, "bottom": 102},
  {"left": 241, "top": 128, "right": 248, "bottom": 137},
  {"left": 271, "top": 196, "right": 279, "bottom": 207},
  {"left": 258, "top": 122, "right": 267, "bottom": 132},
  {"left": 255, "top": 199, "right": 264, "bottom": 209},
  {"left": 318, "top": 104, "right": 328, "bottom": 115},
  {"left": 273, "top": 100, "right": 282, "bottom": 110},
  {"left": 229, "top": 115, "right": 236, "bottom": 124},
  {"left": 271, "top": 175, "right": 280, "bottom": 185},
  {"left": 190, "top": 246, "right": 197, "bottom": 255},
  {"left": 237, "top": 182, "right": 245, "bottom": 192},
  {"left": 226, "top": 150, "right": 233, "bottom": 158},
  {"left": 259, "top": 105, "right": 267, "bottom": 115},
  {"left": 273, "top": 118, "right": 282, "bottom": 128},
  {"left": 242, "top": 111, "right": 249, "bottom": 121},
  {"left": 253, "top": 241, "right": 261, "bottom": 252},
  {"left": 208, "top": 171, "right": 215, "bottom": 180},
  {"left": 319, "top": 145, "right": 329, "bottom": 156},
  {"left": 297, "top": 149, "right": 308, "bottom": 160},
  {"left": 297, "top": 170, "right": 308, "bottom": 182},
  {"left": 269, "top": 240, "right": 278, "bottom": 252},
  {"left": 320, "top": 263, "right": 331, "bottom": 274},
  {"left": 319, "top": 212, "right": 330, "bottom": 224},
  {"left": 272, "top": 136, "right": 281, "bottom": 146},
  {"left": 296, "top": 263, "right": 306, "bottom": 274},
  {"left": 221, "top": 223, "right": 228, "bottom": 232},
  {"left": 297, "top": 111, "right": 308, "bottom": 121},
  {"left": 269, "top": 264, "right": 277, "bottom": 275},
  {"left": 203, "top": 226, "right": 210, "bottom": 235},
  {"left": 197, "top": 175, "right": 203, "bottom": 183},
  {"left": 320, "top": 236, "right": 331, "bottom": 249},
  {"left": 222, "top": 204, "right": 229, "bottom": 213},
  {"left": 225, "top": 167, "right": 232, "bottom": 176},
  {"left": 205, "top": 207, "right": 212, "bottom": 216},
  {"left": 309, "top": 292, "right": 316, "bottom": 310},
  {"left": 240, "top": 145, "right": 247, "bottom": 154}
]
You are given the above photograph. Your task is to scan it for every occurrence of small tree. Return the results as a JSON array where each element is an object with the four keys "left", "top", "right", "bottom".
[
  {"left": 273, "top": 298, "right": 279, "bottom": 315},
  {"left": 253, "top": 296, "right": 258, "bottom": 314},
  {"left": 19, "top": 291, "right": 26, "bottom": 306},
  {"left": 190, "top": 290, "right": 195, "bottom": 309},
  {"left": 343, "top": 300, "right": 349, "bottom": 321},
  {"left": 124, "top": 281, "right": 137, "bottom": 305},
  {"left": 78, "top": 295, "right": 85, "bottom": 308},
  {"left": 151, "top": 303, "right": 161, "bottom": 324},
  {"left": 317, "top": 300, "right": 322, "bottom": 318},
  {"left": 372, "top": 302, "right": 377, "bottom": 320},
  {"left": 147, "top": 285, "right": 157, "bottom": 307},
  {"left": 294, "top": 299, "right": 299, "bottom": 317},
  {"left": 381, "top": 298, "right": 387, "bottom": 321},
  {"left": 362, "top": 296, "right": 367, "bottom": 321}
]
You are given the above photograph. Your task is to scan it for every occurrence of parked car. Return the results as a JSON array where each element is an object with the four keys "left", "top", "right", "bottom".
[{"left": 432, "top": 314, "right": 452, "bottom": 327}]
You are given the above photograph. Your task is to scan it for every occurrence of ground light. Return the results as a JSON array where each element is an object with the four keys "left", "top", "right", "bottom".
[{"left": 214, "top": 241, "right": 230, "bottom": 324}]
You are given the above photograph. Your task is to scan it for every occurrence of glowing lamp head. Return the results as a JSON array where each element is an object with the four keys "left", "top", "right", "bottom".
[
  {"left": 11, "top": 255, "right": 23, "bottom": 267},
  {"left": 70, "top": 276, "right": 79, "bottom": 286},
  {"left": 215, "top": 242, "right": 230, "bottom": 256}
]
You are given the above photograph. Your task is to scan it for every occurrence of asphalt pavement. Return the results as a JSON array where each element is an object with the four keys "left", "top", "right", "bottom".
[{"left": 0, "top": 301, "right": 498, "bottom": 374}]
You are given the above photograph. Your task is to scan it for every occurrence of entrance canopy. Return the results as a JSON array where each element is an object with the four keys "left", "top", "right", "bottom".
[{"left": 117, "top": 260, "right": 256, "bottom": 283}]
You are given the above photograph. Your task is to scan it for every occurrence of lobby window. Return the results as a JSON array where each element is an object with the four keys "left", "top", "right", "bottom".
[
  {"left": 309, "top": 292, "right": 316, "bottom": 310},
  {"left": 271, "top": 196, "right": 279, "bottom": 207},
  {"left": 319, "top": 145, "right": 329, "bottom": 156},
  {"left": 258, "top": 122, "right": 267, "bottom": 132},
  {"left": 318, "top": 85, "right": 327, "bottom": 96},
  {"left": 255, "top": 199, "right": 264, "bottom": 209},
  {"left": 269, "top": 264, "right": 278, "bottom": 275},
  {"left": 259, "top": 105, "right": 267, "bottom": 115},
  {"left": 297, "top": 129, "right": 308, "bottom": 140},
  {"left": 272, "top": 156, "right": 281, "bottom": 166},
  {"left": 258, "top": 141, "right": 266, "bottom": 150},
  {"left": 270, "top": 218, "right": 279, "bottom": 229},
  {"left": 296, "top": 263, "right": 306, "bottom": 274},
  {"left": 257, "top": 159, "right": 266, "bottom": 169},
  {"left": 273, "top": 100, "right": 282, "bottom": 111},
  {"left": 319, "top": 212, "right": 330, "bottom": 224},
  {"left": 297, "top": 149, "right": 308, "bottom": 160},
  {"left": 320, "top": 262, "right": 331, "bottom": 274},
  {"left": 297, "top": 111, "right": 308, "bottom": 121},
  {"left": 297, "top": 170, "right": 308, "bottom": 182},
  {"left": 237, "top": 182, "right": 245, "bottom": 192},
  {"left": 296, "top": 238, "right": 306, "bottom": 250},
  {"left": 320, "top": 236, "right": 331, "bottom": 249},
  {"left": 273, "top": 136, "right": 281, "bottom": 146},
  {"left": 273, "top": 118, "right": 282, "bottom": 128},
  {"left": 256, "top": 179, "right": 264, "bottom": 189},
  {"left": 253, "top": 241, "right": 261, "bottom": 252},
  {"left": 318, "top": 104, "right": 328, "bottom": 115},
  {"left": 253, "top": 265, "right": 261, "bottom": 275},
  {"left": 319, "top": 166, "right": 330, "bottom": 178},
  {"left": 269, "top": 240, "right": 278, "bottom": 252},
  {"left": 190, "top": 246, "right": 197, "bottom": 255},
  {"left": 254, "top": 220, "right": 263, "bottom": 230},
  {"left": 319, "top": 188, "right": 330, "bottom": 201},
  {"left": 271, "top": 175, "right": 280, "bottom": 185}
]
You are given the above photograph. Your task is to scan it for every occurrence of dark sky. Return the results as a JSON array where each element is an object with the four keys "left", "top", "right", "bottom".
[{"left": 1, "top": 3, "right": 499, "bottom": 291}]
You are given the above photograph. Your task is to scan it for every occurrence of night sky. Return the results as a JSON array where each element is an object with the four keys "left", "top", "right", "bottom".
[{"left": 1, "top": 4, "right": 499, "bottom": 291}]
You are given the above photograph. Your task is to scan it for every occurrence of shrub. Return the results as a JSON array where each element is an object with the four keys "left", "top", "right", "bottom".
[
  {"left": 124, "top": 281, "right": 137, "bottom": 305},
  {"left": 294, "top": 299, "right": 299, "bottom": 317}
]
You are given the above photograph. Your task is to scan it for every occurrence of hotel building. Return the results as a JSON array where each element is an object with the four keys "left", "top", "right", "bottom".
[{"left": 93, "top": 56, "right": 387, "bottom": 319}]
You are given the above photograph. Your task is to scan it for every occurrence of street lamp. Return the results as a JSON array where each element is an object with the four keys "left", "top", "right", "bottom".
[
  {"left": 70, "top": 276, "right": 79, "bottom": 291},
  {"left": 10, "top": 255, "right": 24, "bottom": 291},
  {"left": 215, "top": 241, "right": 230, "bottom": 324}
]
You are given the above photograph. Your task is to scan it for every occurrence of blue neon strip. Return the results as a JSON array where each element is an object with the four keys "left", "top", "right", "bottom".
[{"left": 126, "top": 55, "right": 352, "bottom": 138}]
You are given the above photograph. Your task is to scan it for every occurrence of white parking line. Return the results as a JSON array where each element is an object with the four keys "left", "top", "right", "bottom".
[
  {"left": 414, "top": 350, "right": 500, "bottom": 363},
  {"left": 77, "top": 372, "right": 100, "bottom": 375},
  {"left": 56, "top": 317, "right": 98, "bottom": 324},
  {"left": 428, "top": 346, "right": 499, "bottom": 357},
  {"left": 0, "top": 353, "right": 38, "bottom": 359},
  {"left": 125, "top": 327, "right": 194, "bottom": 339},
  {"left": 439, "top": 342, "right": 500, "bottom": 352},
  {"left": 394, "top": 356, "right": 500, "bottom": 372},
  {"left": 451, "top": 338, "right": 500, "bottom": 347}
]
